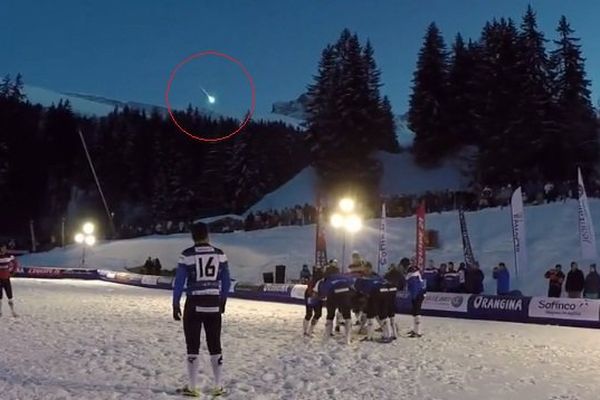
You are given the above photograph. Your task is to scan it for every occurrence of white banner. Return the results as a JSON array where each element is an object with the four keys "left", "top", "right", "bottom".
[
  {"left": 528, "top": 297, "right": 600, "bottom": 322},
  {"left": 377, "top": 203, "right": 388, "bottom": 274},
  {"left": 511, "top": 187, "right": 527, "bottom": 278},
  {"left": 422, "top": 293, "right": 470, "bottom": 313},
  {"left": 578, "top": 167, "right": 598, "bottom": 260},
  {"left": 290, "top": 285, "right": 307, "bottom": 300},
  {"left": 141, "top": 276, "right": 159, "bottom": 286}
]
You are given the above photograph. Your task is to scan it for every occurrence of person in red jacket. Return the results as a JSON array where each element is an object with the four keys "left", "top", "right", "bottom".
[{"left": 0, "top": 244, "right": 18, "bottom": 317}]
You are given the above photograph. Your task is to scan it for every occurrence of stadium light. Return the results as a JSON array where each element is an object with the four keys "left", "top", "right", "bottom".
[
  {"left": 75, "top": 222, "right": 97, "bottom": 267},
  {"left": 83, "top": 222, "right": 95, "bottom": 235},
  {"left": 330, "top": 197, "right": 362, "bottom": 271},
  {"left": 339, "top": 198, "right": 355, "bottom": 213},
  {"left": 74, "top": 233, "right": 85, "bottom": 244},
  {"left": 344, "top": 214, "right": 362, "bottom": 233},
  {"left": 330, "top": 213, "right": 344, "bottom": 229}
]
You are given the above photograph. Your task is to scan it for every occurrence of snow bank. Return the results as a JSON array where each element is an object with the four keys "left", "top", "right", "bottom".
[{"left": 20, "top": 199, "right": 600, "bottom": 297}]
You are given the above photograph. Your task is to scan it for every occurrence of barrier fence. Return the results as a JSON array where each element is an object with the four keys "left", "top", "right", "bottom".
[{"left": 15, "top": 266, "right": 600, "bottom": 329}]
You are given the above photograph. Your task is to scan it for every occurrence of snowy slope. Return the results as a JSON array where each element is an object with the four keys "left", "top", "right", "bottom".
[
  {"left": 246, "top": 167, "right": 318, "bottom": 213},
  {"left": 20, "top": 199, "right": 600, "bottom": 297},
  {"left": 2, "top": 279, "right": 600, "bottom": 400}
]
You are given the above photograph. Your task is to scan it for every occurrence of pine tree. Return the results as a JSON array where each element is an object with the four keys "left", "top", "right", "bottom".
[
  {"left": 408, "top": 23, "right": 448, "bottom": 165},
  {"left": 11, "top": 73, "right": 26, "bottom": 102},
  {"left": 379, "top": 96, "right": 400, "bottom": 152},
  {"left": 550, "top": 15, "right": 598, "bottom": 177},
  {"left": 446, "top": 34, "right": 478, "bottom": 149},
  {"left": 514, "top": 6, "right": 557, "bottom": 179},
  {"left": 473, "top": 18, "right": 523, "bottom": 183},
  {"left": 0, "top": 75, "right": 11, "bottom": 98}
]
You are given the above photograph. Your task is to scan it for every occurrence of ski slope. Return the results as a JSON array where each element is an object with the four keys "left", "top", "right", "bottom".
[
  {"left": 1, "top": 279, "right": 598, "bottom": 400},
  {"left": 20, "top": 199, "right": 600, "bottom": 297}
]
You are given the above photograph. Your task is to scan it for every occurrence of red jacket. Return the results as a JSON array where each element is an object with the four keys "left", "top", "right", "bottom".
[{"left": 0, "top": 254, "right": 17, "bottom": 279}]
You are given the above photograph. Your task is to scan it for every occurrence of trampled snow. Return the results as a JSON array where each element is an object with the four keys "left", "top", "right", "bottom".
[
  {"left": 20, "top": 199, "right": 600, "bottom": 297},
  {"left": 1, "top": 279, "right": 599, "bottom": 400}
]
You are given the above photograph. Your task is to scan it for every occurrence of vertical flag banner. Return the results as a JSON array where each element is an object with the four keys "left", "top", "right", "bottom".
[
  {"left": 578, "top": 167, "right": 598, "bottom": 260},
  {"left": 458, "top": 209, "right": 476, "bottom": 267},
  {"left": 315, "top": 196, "right": 328, "bottom": 267},
  {"left": 510, "top": 187, "right": 527, "bottom": 278},
  {"left": 416, "top": 202, "right": 426, "bottom": 271},
  {"left": 377, "top": 203, "right": 388, "bottom": 274}
]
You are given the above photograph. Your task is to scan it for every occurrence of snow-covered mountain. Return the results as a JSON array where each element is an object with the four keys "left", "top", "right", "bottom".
[
  {"left": 21, "top": 84, "right": 302, "bottom": 127},
  {"left": 270, "top": 93, "right": 415, "bottom": 147}
]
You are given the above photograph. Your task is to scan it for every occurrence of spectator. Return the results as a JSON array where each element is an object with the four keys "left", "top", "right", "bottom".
[
  {"left": 442, "top": 267, "right": 461, "bottom": 293},
  {"left": 143, "top": 257, "right": 154, "bottom": 273},
  {"left": 492, "top": 262, "right": 510, "bottom": 295},
  {"left": 583, "top": 264, "right": 600, "bottom": 299},
  {"left": 457, "top": 262, "right": 467, "bottom": 292},
  {"left": 566, "top": 262, "right": 585, "bottom": 298},
  {"left": 348, "top": 251, "right": 369, "bottom": 277},
  {"left": 384, "top": 263, "right": 406, "bottom": 291},
  {"left": 153, "top": 258, "right": 162, "bottom": 275},
  {"left": 465, "top": 262, "right": 485, "bottom": 294},
  {"left": 300, "top": 264, "right": 311, "bottom": 283},
  {"left": 544, "top": 264, "right": 565, "bottom": 297},
  {"left": 423, "top": 261, "right": 440, "bottom": 292},
  {"left": 178, "top": 221, "right": 185, "bottom": 233}
]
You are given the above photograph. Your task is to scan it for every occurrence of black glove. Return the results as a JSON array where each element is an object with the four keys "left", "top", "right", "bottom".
[
  {"left": 220, "top": 299, "right": 226, "bottom": 314},
  {"left": 173, "top": 304, "right": 182, "bottom": 321}
]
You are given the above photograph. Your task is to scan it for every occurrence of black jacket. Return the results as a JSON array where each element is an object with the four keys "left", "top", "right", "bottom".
[
  {"left": 465, "top": 268, "right": 484, "bottom": 294},
  {"left": 565, "top": 269, "right": 585, "bottom": 292},
  {"left": 584, "top": 272, "right": 600, "bottom": 295}
]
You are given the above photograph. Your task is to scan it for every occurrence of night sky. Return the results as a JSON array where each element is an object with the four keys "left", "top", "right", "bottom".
[{"left": 2, "top": 0, "right": 600, "bottom": 118}]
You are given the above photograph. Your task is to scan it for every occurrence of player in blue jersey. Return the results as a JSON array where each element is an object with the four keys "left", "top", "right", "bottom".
[
  {"left": 173, "top": 222, "right": 231, "bottom": 397},
  {"left": 319, "top": 264, "right": 354, "bottom": 344},
  {"left": 354, "top": 274, "right": 392, "bottom": 342},
  {"left": 406, "top": 265, "right": 426, "bottom": 338}
]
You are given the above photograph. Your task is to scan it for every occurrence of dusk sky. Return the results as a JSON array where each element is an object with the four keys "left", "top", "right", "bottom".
[{"left": 2, "top": 0, "right": 600, "bottom": 118}]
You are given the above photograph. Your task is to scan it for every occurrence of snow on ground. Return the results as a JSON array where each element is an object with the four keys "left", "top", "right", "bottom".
[
  {"left": 21, "top": 199, "right": 600, "bottom": 297},
  {"left": 1, "top": 279, "right": 599, "bottom": 400}
]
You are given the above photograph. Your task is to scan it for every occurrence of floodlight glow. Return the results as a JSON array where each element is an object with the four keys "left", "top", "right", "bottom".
[
  {"left": 344, "top": 214, "right": 362, "bottom": 233},
  {"left": 207, "top": 95, "right": 216, "bottom": 104},
  {"left": 339, "top": 198, "right": 355, "bottom": 213},
  {"left": 83, "top": 222, "right": 95, "bottom": 235},
  {"left": 330, "top": 213, "right": 344, "bottom": 229},
  {"left": 74, "top": 233, "right": 84, "bottom": 244},
  {"left": 84, "top": 235, "right": 96, "bottom": 246}
]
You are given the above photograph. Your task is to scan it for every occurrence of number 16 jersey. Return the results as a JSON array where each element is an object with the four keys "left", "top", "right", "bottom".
[{"left": 173, "top": 244, "right": 231, "bottom": 313}]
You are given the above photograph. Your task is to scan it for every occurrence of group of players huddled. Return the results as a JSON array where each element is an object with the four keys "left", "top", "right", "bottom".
[{"left": 303, "top": 251, "right": 426, "bottom": 344}]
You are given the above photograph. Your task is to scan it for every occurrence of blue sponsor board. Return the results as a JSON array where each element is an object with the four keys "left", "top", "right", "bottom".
[
  {"left": 468, "top": 295, "right": 530, "bottom": 322},
  {"left": 15, "top": 266, "right": 98, "bottom": 280}
]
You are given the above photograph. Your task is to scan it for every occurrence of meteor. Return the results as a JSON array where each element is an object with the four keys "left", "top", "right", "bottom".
[{"left": 200, "top": 86, "right": 216, "bottom": 104}]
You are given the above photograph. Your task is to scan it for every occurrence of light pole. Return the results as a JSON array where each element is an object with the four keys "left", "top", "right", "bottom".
[
  {"left": 74, "top": 222, "right": 96, "bottom": 267},
  {"left": 330, "top": 198, "right": 362, "bottom": 272}
]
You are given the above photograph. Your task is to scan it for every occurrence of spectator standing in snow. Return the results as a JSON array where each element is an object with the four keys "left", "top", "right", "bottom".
[
  {"left": 544, "top": 264, "right": 565, "bottom": 298},
  {"left": 423, "top": 261, "right": 440, "bottom": 292},
  {"left": 492, "top": 262, "right": 510, "bottom": 295},
  {"left": 566, "top": 262, "right": 585, "bottom": 298},
  {"left": 465, "top": 262, "right": 485, "bottom": 294},
  {"left": 299, "top": 264, "right": 311, "bottom": 283},
  {"left": 583, "top": 264, "right": 600, "bottom": 299}
]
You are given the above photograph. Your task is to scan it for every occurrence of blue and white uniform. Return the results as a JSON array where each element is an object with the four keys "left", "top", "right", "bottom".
[
  {"left": 406, "top": 268, "right": 426, "bottom": 336},
  {"left": 319, "top": 273, "right": 354, "bottom": 343}
]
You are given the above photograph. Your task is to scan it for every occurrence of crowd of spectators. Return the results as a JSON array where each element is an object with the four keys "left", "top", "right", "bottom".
[
  {"left": 544, "top": 262, "right": 600, "bottom": 298},
  {"left": 244, "top": 204, "right": 317, "bottom": 231}
]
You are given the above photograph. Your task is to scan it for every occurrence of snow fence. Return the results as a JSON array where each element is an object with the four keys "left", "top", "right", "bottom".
[{"left": 15, "top": 266, "right": 600, "bottom": 329}]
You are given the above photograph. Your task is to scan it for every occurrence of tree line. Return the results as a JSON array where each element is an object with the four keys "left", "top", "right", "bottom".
[
  {"left": 408, "top": 6, "right": 599, "bottom": 184},
  {"left": 0, "top": 75, "right": 307, "bottom": 240}
]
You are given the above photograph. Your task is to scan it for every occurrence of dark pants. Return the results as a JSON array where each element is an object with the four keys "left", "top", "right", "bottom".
[
  {"left": 365, "top": 291, "right": 381, "bottom": 319},
  {"left": 411, "top": 293, "right": 425, "bottom": 316},
  {"left": 326, "top": 291, "right": 352, "bottom": 320},
  {"left": 381, "top": 287, "right": 397, "bottom": 319},
  {"left": 548, "top": 286, "right": 561, "bottom": 298},
  {"left": 304, "top": 300, "right": 323, "bottom": 321},
  {"left": 183, "top": 299, "right": 222, "bottom": 355},
  {"left": 0, "top": 279, "right": 13, "bottom": 299}
]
